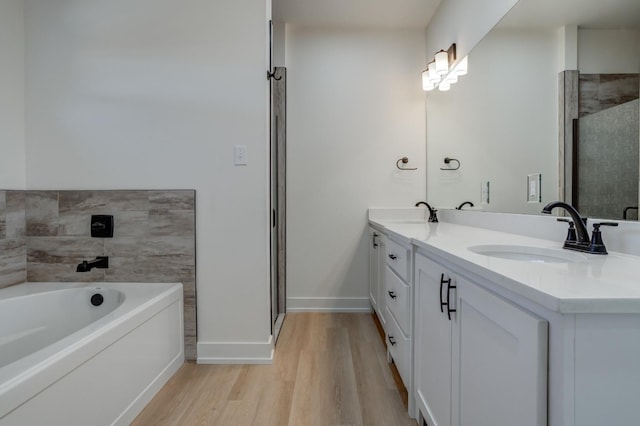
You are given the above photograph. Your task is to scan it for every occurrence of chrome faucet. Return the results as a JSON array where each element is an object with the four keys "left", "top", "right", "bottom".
[
  {"left": 541, "top": 201, "right": 618, "bottom": 254},
  {"left": 415, "top": 201, "right": 438, "bottom": 223},
  {"left": 76, "top": 256, "right": 109, "bottom": 272}
]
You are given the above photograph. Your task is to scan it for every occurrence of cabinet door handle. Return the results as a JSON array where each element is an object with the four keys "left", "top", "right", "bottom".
[
  {"left": 446, "top": 280, "right": 457, "bottom": 321},
  {"left": 373, "top": 233, "right": 379, "bottom": 248},
  {"left": 388, "top": 290, "right": 397, "bottom": 299},
  {"left": 388, "top": 254, "right": 398, "bottom": 260},
  {"left": 439, "top": 273, "right": 451, "bottom": 313},
  {"left": 388, "top": 335, "right": 396, "bottom": 346}
]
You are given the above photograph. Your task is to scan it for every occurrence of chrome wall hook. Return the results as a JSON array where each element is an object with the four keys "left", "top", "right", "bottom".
[{"left": 396, "top": 157, "right": 417, "bottom": 171}]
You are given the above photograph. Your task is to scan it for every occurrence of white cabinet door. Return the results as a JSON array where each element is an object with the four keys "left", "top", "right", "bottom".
[
  {"left": 452, "top": 278, "right": 548, "bottom": 426},
  {"left": 415, "top": 254, "right": 454, "bottom": 426}
]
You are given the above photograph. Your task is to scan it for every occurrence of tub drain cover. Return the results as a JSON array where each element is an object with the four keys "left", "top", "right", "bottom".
[{"left": 91, "top": 293, "right": 104, "bottom": 306}]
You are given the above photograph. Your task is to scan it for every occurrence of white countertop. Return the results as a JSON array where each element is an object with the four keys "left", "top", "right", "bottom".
[{"left": 370, "top": 218, "right": 640, "bottom": 314}]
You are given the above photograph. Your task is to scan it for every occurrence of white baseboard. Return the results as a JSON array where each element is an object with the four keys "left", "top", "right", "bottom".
[
  {"left": 287, "top": 297, "right": 372, "bottom": 312},
  {"left": 197, "top": 336, "right": 274, "bottom": 364}
]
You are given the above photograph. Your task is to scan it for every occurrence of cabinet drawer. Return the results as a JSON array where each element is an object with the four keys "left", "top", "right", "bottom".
[
  {"left": 386, "top": 306, "right": 410, "bottom": 388},
  {"left": 385, "top": 238, "right": 410, "bottom": 281},
  {"left": 385, "top": 266, "right": 411, "bottom": 336}
]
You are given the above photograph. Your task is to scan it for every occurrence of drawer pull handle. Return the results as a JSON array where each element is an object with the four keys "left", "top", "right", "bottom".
[
  {"left": 388, "top": 254, "right": 398, "bottom": 260},
  {"left": 439, "top": 273, "right": 451, "bottom": 313},
  {"left": 372, "top": 233, "right": 379, "bottom": 248},
  {"left": 388, "top": 290, "right": 397, "bottom": 299},
  {"left": 388, "top": 335, "right": 397, "bottom": 346}
]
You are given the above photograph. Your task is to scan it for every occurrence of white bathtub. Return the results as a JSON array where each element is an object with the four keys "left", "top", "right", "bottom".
[{"left": 0, "top": 282, "right": 184, "bottom": 425}]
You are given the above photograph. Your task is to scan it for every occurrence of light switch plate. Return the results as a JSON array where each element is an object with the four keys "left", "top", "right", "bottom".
[
  {"left": 234, "top": 145, "right": 248, "bottom": 166},
  {"left": 481, "top": 181, "right": 490, "bottom": 204},
  {"left": 527, "top": 173, "right": 541, "bottom": 203}
]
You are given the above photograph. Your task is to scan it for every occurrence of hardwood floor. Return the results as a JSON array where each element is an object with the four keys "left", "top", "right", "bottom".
[{"left": 133, "top": 313, "right": 417, "bottom": 426}]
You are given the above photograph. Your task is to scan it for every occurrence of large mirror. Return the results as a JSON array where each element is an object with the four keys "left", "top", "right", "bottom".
[{"left": 426, "top": 0, "right": 640, "bottom": 220}]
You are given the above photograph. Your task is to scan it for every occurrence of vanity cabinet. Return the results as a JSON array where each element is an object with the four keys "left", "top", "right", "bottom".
[
  {"left": 384, "top": 236, "right": 415, "bottom": 410},
  {"left": 414, "top": 251, "right": 548, "bottom": 426},
  {"left": 368, "top": 227, "right": 387, "bottom": 329},
  {"left": 414, "top": 254, "right": 453, "bottom": 426}
]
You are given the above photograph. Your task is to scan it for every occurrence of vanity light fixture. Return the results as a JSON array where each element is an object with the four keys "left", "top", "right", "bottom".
[
  {"left": 434, "top": 49, "right": 449, "bottom": 75},
  {"left": 421, "top": 43, "right": 468, "bottom": 92}
]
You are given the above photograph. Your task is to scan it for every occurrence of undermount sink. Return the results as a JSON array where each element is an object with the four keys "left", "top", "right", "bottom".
[{"left": 468, "top": 244, "right": 588, "bottom": 263}]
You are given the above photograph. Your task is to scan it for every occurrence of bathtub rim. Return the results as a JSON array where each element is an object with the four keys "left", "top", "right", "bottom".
[{"left": 0, "top": 281, "right": 183, "bottom": 419}]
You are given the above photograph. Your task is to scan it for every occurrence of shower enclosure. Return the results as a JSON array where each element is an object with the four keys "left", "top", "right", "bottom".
[
  {"left": 575, "top": 99, "right": 639, "bottom": 220},
  {"left": 561, "top": 72, "right": 640, "bottom": 221},
  {"left": 269, "top": 19, "right": 287, "bottom": 342}
]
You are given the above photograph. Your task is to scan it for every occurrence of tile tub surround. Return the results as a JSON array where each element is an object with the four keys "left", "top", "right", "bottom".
[
  {"left": 24, "top": 190, "right": 197, "bottom": 360},
  {"left": 0, "top": 191, "right": 27, "bottom": 289}
]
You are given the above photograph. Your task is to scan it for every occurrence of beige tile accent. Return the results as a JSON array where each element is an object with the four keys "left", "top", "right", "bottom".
[
  {"left": 149, "top": 209, "right": 194, "bottom": 237},
  {"left": 6, "top": 191, "right": 26, "bottom": 239},
  {"left": 26, "top": 191, "right": 59, "bottom": 236},
  {"left": 149, "top": 190, "right": 195, "bottom": 210},
  {"left": 58, "top": 190, "right": 149, "bottom": 213},
  {"left": 0, "top": 239, "right": 27, "bottom": 289},
  {"left": 0, "top": 191, "right": 6, "bottom": 239}
]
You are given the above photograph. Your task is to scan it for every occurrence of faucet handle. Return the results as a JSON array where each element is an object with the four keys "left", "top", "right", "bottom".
[
  {"left": 589, "top": 222, "right": 619, "bottom": 254},
  {"left": 593, "top": 222, "right": 619, "bottom": 228},
  {"left": 557, "top": 218, "right": 577, "bottom": 242}
]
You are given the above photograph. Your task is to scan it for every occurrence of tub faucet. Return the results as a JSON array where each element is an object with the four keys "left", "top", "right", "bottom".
[
  {"left": 415, "top": 201, "right": 438, "bottom": 223},
  {"left": 76, "top": 256, "right": 109, "bottom": 272}
]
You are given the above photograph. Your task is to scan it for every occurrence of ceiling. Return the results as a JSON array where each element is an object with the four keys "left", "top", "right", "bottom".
[
  {"left": 272, "top": 0, "right": 442, "bottom": 29},
  {"left": 498, "top": 0, "right": 640, "bottom": 29}
]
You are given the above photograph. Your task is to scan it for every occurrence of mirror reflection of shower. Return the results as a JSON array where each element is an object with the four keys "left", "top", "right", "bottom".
[{"left": 574, "top": 74, "right": 640, "bottom": 221}]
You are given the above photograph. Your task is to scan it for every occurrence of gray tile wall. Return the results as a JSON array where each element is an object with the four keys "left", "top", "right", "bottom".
[
  {"left": 577, "top": 100, "right": 639, "bottom": 220},
  {"left": 579, "top": 74, "right": 639, "bottom": 117},
  {"left": 0, "top": 190, "right": 197, "bottom": 360},
  {"left": 0, "top": 191, "right": 27, "bottom": 288}
]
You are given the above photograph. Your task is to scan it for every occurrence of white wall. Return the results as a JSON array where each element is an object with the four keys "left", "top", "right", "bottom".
[
  {"left": 0, "top": 0, "right": 26, "bottom": 189},
  {"left": 426, "top": 28, "right": 561, "bottom": 214},
  {"left": 24, "top": 0, "right": 272, "bottom": 361},
  {"left": 578, "top": 29, "right": 640, "bottom": 73},
  {"left": 286, "top": 26, "right": 426, "bottom": 310},
  {"left": 424, "top": 0, "right": 518, "bottom": 68}
]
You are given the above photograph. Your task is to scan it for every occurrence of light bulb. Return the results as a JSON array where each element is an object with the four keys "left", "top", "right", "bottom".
[
  {"left": 422, "top": 70, "right": 435, "bottom": 91},
  {"left": 435, "top": 50, "right": 449, "bottom": 76},
  {"left": 428, "top": 62, "right": 440, "bottom": 83}
]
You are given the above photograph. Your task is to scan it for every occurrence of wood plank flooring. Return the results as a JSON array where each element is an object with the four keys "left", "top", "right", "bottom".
[{"left": 133, "top": 313, "right": 417, "bottom": 426}]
